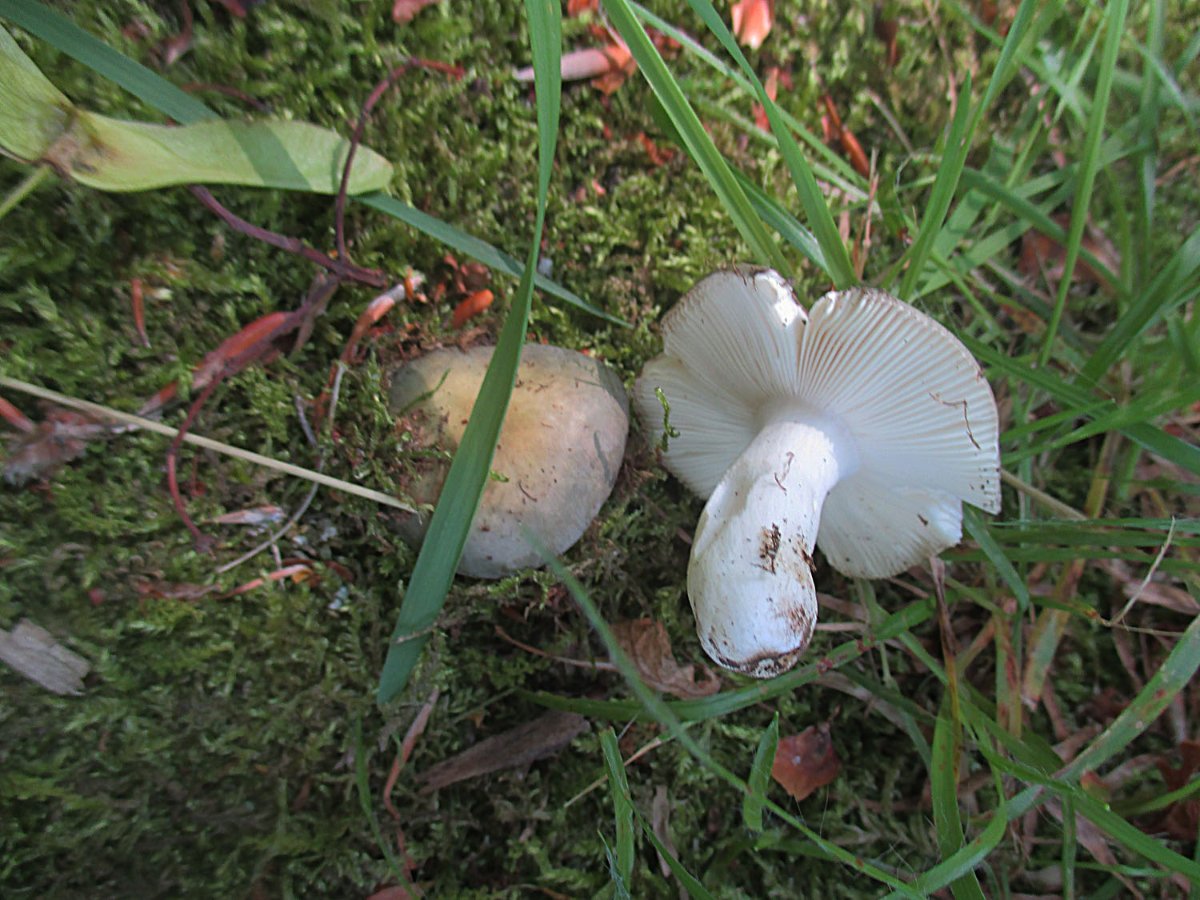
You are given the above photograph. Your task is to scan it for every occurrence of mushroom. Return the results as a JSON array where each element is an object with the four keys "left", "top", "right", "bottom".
[
  {"left": 633, "top": 267, "right": 1000, "bottom": 677},
  {"left": 390, "top": 343, "right": 629, "bottom": 579}
]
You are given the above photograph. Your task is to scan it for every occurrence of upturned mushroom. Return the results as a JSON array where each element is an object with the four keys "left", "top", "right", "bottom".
[
  {"left": 390, "top": 343, "right": 629, "bottom": 579},
  {"left": 634, "top": 268, "right": 1000, "bottom": 678}
]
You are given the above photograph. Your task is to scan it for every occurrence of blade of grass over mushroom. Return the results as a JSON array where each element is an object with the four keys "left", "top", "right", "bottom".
[
  {"left": 358, "top": 194, "right": 627, "bottom": 325},
  {"left": 544, "top": 554, "right": 923, "bottom": 896},
  {"left": 0, "top": 0, "right": 214, "bottom": 124},
  {"left": 599, "top": 728, "right": 635, "bottom": 890},
  {"left": 601, "top": 0, "right": 788, "bottom": 274},
  {"left": 1037, "top": 0, "right": 1130, "bottom": 367},
  {"left": 376, "top": 0, "right": 561, "bottom": 705},
  {"left": 681, "top": 0, "right": 855, "bottom": 288},
  {"left": 743, "top": 713, "right": 778, "bottom": 833}
]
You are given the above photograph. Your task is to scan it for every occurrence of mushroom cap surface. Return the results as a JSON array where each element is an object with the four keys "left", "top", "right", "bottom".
[
  {"left": 634, "top": 267, "right": 1000, "bottom": 578},
  {"left": 390, "top": 343, "right": 629, "bottom": 579}
]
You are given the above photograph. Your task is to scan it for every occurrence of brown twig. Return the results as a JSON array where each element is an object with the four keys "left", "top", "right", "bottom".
[{"left": 333, "top": 57, "right": 466, "bottom": 261}]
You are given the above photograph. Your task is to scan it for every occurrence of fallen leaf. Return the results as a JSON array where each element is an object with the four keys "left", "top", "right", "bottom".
[
  {"left": 451, "top": 289, "right": 494, "bottom": 329},
  {"left": 611, "top": 618, "right": 721, "bottom": 699},
  {"left": 2, "top": 409, "right": 109, "bottom": 485},
  {"left": 771, "top": 723, "right": 841, "bottom": 801},
  {"left": 752, "top": 66, "right": 780, "bottom": 131},
  {"left": 0, "top": 619, "right": 90, "bottom": 695},
  {"left": 1018, "top": 213, "right": 1120, "bottom": 290},
  {"left": 392, "top": 0, "right": 440, "bottom": 24},
  {"left": 1156, "top": 740, "right": 1200, "bottom": 842},
  {"left": 731, "top": 0, "right": 774, "bottom": 49},
  {"left": 418, "top": 710, "right": 589, "bottom": 793}
]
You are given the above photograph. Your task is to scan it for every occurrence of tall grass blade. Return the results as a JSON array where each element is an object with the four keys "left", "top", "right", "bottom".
[
  {"left": 931, "top": 699, "right": 987, "bottom": 899},
  {"left": 1038, "top": 0, "right": 1130, "bottom": 365},
  {"left": 743, "top": 713, "right": 778, "bottom": 832},
  {"left": 599, "top": 728, "right": 636, "bottom": 889},
  {"left": 0, "top": 0, "right": 214, "bottom": 124},
  {"left": 682, "top": 0, "right": 855, "bottom": 287},
  {"left": 376, "top": 0, "right": 561, "bottom": 703},
  {"left": 602, "top": 0, "right": 789, "bottom": 273},
  {"left": 898, "top": 76, "right": 974, "bottom": 299}
]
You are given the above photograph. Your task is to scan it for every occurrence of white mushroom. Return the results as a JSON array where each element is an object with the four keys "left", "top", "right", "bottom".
[
  {"left": 634, "top": 267, "right": 1000, "bottom": 678},
  {"left": 390, "top": 343, "right": 629, "bottom": 579}
]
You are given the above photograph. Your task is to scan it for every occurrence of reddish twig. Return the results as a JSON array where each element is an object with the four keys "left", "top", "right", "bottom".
[{"left": 189, "top": 186, "right": 387, "bottom": 287}]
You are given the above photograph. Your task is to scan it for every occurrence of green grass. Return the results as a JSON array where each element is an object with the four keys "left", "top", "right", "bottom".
[{"left": 2, "top": 0, "right": 1199, "bottom": 896}]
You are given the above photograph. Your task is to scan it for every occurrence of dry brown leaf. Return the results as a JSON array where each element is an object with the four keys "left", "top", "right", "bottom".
[
  {"left": 1156, "top": 740, "right": 1200, "bottom": 842},
  {"left": 0, "top": 619, "right": 90, "bottom": 695},
  {"left": 731, "top": 0, "right": 774, "bottom": 49},
  {"left": 771, "top": 723, "right": 841, "bottom": 802},
  {"left": 2, "top": 410, "right": 110, "bottom": 485},
  {"left": 611, "top": 618, "right": 721, "bottom": 699},
  {"left": 418, "top": 710, "right": 588, "bottom": 793},
  {"left": 1018, "top": 213, "right": 1120, "bottom": 290}
]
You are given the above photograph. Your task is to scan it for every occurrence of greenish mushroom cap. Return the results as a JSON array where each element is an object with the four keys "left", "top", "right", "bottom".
[{"left": 389, "top": 344, "right": 629, "bottom": 578}]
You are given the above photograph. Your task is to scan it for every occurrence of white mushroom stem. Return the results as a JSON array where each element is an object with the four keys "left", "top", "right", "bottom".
[{"left": 687, "top": 415, "right": 857, "bottom": 677}]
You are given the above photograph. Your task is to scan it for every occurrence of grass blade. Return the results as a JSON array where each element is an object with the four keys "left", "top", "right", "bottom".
[
  {"left": 376, "top": 0, "right": 562, "bottom": 704},
  {"left": 743, "top": 713, "right": 779, "bottom": 832},
  {"left": 633, "top": 805, "right": 714, "bottom": 898},
  {"left": 602, "top": 0, "right": 788, "bottom": 273},
  {"left": 898, "top": 75, "right": 974, "bottom": 299},
  {"left": 931, "top": 698, "right": 986, "bottom": 900},
  {"left": 1061, "top": 595, "right": 1200, "bottom": 780},
  {"left": 0, "top": 0, "right": 214, "bottom": 124},
  {"left": 599, "top": 728, "right": 636, "bottom": 889},
  {"left": 682, "top": 0, "right": 855, "bottom": 287},
  {"left": 1038, "top": 0, "right": 1130, "bottom": 365}
]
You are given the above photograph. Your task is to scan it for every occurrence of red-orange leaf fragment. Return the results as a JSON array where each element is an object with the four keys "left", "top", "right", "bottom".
[
  {"left": 771, "top": 723, "right": 841, "bottom": 801},
  {"left": 0, "top": 396, "right": 35, "bottom": 433},
  {"left": 451, "top": 289, "right": 494, "bottom": 329},
  {"left": 731, "top": 0, "right": 774, "bottom": 49},
  {"left": 130, "top": 277, "right": 150, "bottom": 347}
]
